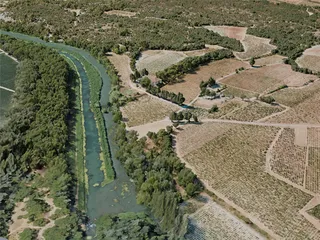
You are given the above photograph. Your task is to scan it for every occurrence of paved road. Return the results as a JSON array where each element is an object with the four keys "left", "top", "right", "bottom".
[{"left": 0, "top": 85, "right": 15, "bottom": 92}]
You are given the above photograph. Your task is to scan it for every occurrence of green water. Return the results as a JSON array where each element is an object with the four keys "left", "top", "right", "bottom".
[
  {"left": 0, "top": 31, "right": 143, "bottom": 223},
  {"left": 0, "top": 53, "right": 17, "bottom": 127}
]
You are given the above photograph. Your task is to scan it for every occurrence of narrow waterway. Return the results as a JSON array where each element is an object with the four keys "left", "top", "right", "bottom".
[{"left": 0, "top": 31, "right": 143, "bottom": 223}]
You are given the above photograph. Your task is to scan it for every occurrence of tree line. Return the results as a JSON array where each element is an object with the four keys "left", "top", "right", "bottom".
[{"left": 0, "top": 36, "right": 83, "bottom": 238}]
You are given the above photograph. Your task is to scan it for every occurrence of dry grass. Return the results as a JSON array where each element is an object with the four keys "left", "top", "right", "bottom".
[
  {"left": 270, "top": 0, "right": 320, "bottom": 6},
  {"left": 121, "top": 95, "right": 180, "bottom": 127},
  {"left": 222, "top": 102, "right": 285, "bottom": 122},
  {"left": 136, "top": 50, "right": 187, "bottom": 74},
  {"left": 271, "top": 128, "right": 306, "bottom": 186},
  {"left": 162, "top": 59, "right": 249, "bottom": 103},
  {"left": 308, "top": 127, "right": 320, "bottom": 148},
  {"left": 176, "top": 122, "right": 234, "bottom": 157},
  {"left": 203, "top": 25, "right": 247, "bottom": 41},
  {"left": 255, "top": 55, "right": 286, "bottom": 66},
  {"left": 104, "top": 10, "right": 136, "bottom": 17},
  {"left": 270, "top": 81, "right": 320, "bottom": 107},
  {"left": 222, "top": 86, "right": 257, "bottom": 98},
  {"left": 297, "top": 55, "right": 320, "bottom": 73},
  {"left": 186, "top": 200, "right": 265, "bottom": 240},
  {"left": 183, "top": 45, "right": 223, "bottom": 57},
  {"left": 234, "top": 35, "right": 277, "bottom": 60},
  {"left": 182, "top": 124, "right": 318, "bottom": 238},
  {"left": 221, "top": 64, "right": 317, "bottom": 94}
]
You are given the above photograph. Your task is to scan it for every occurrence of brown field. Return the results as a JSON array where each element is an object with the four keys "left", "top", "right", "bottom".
[
  {"left": 180, "top": 124, "right": 319, "bottom": 238},
  {"left": 270, "top": 81, "right": 320, "bottom": 107},
  {"left": 220, "top": 64, "right": 318, "bottom": 93},
  {"left": 255, "top": 55, "right": 286, "bottom": 66},
  {"left": 136, "top": 50, "right": 187, "bottom": 74},
  {"left": 121, "top": 95, "right": 180, "bottom": 127},
  {"left": 308, "top": 127, "right": 320, "bottom": 148},
  {"left": 222, "top": 102, "right": 285, "bottom": 122},
  {"left": 162, "top": 59, "right": 249, "bottom": 103},
  {"left": 296, "top": 45, "right": 320, "bottom": 72},
  {"left": 222, "top": 86, "right": 257, "bottom": 98},
  {"left": 306, "top": 147, "right": 320, "bottom": 193},
  {"left": 270, "top": 0, "right": 320, "bottom": 5},
  {"left": 268, "top": 90, "right": 320, "bottom": 124},
  {"left": 271, "top": 128, "right": 307, "bottom": 186},
  {"left": 203, "top": 25, "right": 247, "bottom": 41},
  {"left": 184, "top": 45, "right": 223, "bottom": 57},
  {"left": 176, "top": 122, "right": 234, "bottom": 157},
  {"left": 104, "top": 10, "right": 136, "bottom": 17},
  {"left": 234, "top": 35, "right": 277, "bottom": 60}
]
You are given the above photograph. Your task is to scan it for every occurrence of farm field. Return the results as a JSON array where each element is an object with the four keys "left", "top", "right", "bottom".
[
  {"left": 270, "top": 128, "right": 307, "bottom": 186},
  {"left": 270, "top": 0, "right": 320, "bottom": 5},
  {"left": 220, "top": 64, "right": 318, "bottom": 94},
  {"left": 306, "top": 147, "right": 320, "bottom": 193},
  {"left": 296, "top": 45, "right": 320, "bottom": 72},
  {"left": 179, "top": 124, "right": 320, "bottom": 238},
  {"left": 121, "top": 94, "right": 180, "bottom": 127},
  {"left": 186, "top": 200, "right": 266, "bottom": 240},
  {"left": 234, "top": 35, "right": 277, "bottom": 60},
  {"left": 270, "top": 81, "right": 320, "bottom": 107},
  {"left": 136, "top": 50, "right": 187, "bottom": 74},
  {"left": 203, "top": 26, "right": 247, "bottom": 41},
  {"left": 162, "top": 59, "right": 249, "bottom": 103},
  {"left": 222, "top": 86, "right": 257, "bottom": 98},
  {"left": 255, "top": 54, "right": 286, "bottom": 66},
  {"left": 222, "top": 102, "right": 285, "bottom": 122}
]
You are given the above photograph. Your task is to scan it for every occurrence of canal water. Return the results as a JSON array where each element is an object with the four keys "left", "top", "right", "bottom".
[
  {"left": 0, "top": 31, "right": 143, "bottom": 223},
  {"left": 0, "top": 53, "right": 18, "bottom": 127}
]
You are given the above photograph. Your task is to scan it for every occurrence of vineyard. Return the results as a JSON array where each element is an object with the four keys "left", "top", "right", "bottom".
[
  {"left": 182, "top": 125, "right": 319, "bottom": 238},
  {"left": 222, "top": 102, "right": 284, "bottom": 122},
  {"left": 186, "top": 200, "right": 265, "bottom": 240},
  {"left": 121, "top": 95, "right": 180, "bottom": 127},
  {"left": 306, "top": 147, "right": 320, "bottom": 193},
  {"left": 270, "top": 128, "right": 307, "bottom": 186},
  {"left": 255, "top": 55, "right": 286, "bottom": 66}
]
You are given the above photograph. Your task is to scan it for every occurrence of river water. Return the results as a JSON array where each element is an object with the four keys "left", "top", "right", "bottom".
[
  {"left": 0, "top": 53, "right": 17, "bottom": 127},
  {"left": 0, "top": 31, "right": 143, "bottom": 223}
]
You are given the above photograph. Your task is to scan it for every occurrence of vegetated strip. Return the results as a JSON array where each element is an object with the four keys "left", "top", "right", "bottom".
[
  {"left": 63, "top": 50, "right": 115, "bottom": 186},
  {"left": 0, "top": 35, "right": 83, "bottom": 238},
  {"left": 61, "top": 54, "right": 87, "bottom": 211}
]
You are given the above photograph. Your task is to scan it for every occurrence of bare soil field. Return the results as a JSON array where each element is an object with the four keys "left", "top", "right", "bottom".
[
  {"left": 222, "top": 102, "right": 285, "bottom": 122},
  {"left": 179, "top": 124, "right": 320, "bottom": 238},
  {"left": 222, "top": 86, "right": 257, "bottom": 98},
  {"left": 270, "top": 81, "right": 320, "bottom": 107},
  {"left": 270, "top": 128, "right": 307, "bottom": 186},
  {"left": 162, "top": 59, "right": 249, "bottom": 103},
  {"left": 296, "top": 46, "right": 320, "bottom": 72},
  {"left": 183, "top": 45, "right": 223, "bottom": 57},
  {"left": 104, "top": 10, "right": 136, "bottom": 17},
  {"left": 136, "top": 50, "right": 187, "bottom": 74},
  {"left": 203, "top": 26, "right": 247, "bottom": 41},
  {"left": 121, "top": 95, "right": 180, "bottom": 127},
  {"left": 270, "top": 0, "right": 320, "bottom": 5},
  {"left": 220, "top": 64, "right": 317, "bottom": 93},
  {"left": 186, "top": 200, "right": 266, "bottom": 240},
  {"left": 128, "top": 118, "right": 172, "bottom": 137},
  {"left": 234, "top": 35, "right": 277, "bottom": 60},
  {"left": 255, "top": 55, "right": 286, "bottom": 66},
  {"left": 308, "top": 127, "right": 320, "bottom": 148}
]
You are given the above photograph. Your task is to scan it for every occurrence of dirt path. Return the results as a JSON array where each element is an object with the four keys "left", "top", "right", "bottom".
[
  {"left": 265, "top": 128, "right": 284, "bottom": 172},
  {"left": 0, "top": 85, "right": 15, "bottom": 92},
  {"left": 257, "top": 104, "right": 290, "bottom": 123},
  {"left": 299, "top": 195, "right": 320, "bottom": 230},
  {"left": 174, "top": 141, "right": 281, "bottom": 239}
]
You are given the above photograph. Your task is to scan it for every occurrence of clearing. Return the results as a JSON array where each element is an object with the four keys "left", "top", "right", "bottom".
[
  {"left": 177, "top": 124, "right": 320, "bottom": 238},
  {"left": 162, "top": 59, "right": 249, "bottom": 103},
  {"left": 104, "top": 10, "right": 136, "bottom": 17},
  {"left": 121, "top": 94, "right": 180, "bottom": 127},
  {"left": 128, "top": 118, "right": 172, "bottom": 138},
  {"left": 234, "top": 35, "right": 277, "bottom": 60},
  {"left": 255, "top": 54, "right": 286, "bottom": 66},
  {"left": 203, "top": 26, "right": 247, "bottom": 41}
]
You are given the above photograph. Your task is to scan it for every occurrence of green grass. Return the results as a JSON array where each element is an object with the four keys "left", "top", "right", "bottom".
[{"left": 62, "top": 55, "right": 87, "bottom": 212}]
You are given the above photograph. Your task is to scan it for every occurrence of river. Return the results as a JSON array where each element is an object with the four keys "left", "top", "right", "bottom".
[{"left": 0, "top": 31, "right": 143, "bottom": 225}]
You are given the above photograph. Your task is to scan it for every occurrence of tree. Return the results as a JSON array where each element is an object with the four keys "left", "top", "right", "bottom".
[
  {"left": 140, "top": 68, "right": 149, "bottom": 76},
  {"left": 259, "top": 96, "right": 275, "bottom": 104},
  {"left": 140, "top": 77, "right": 151, "bottom": 88},
  {"left": 169, "top": 112, "right": 177, "bottom": 122},
  {"left": 166, "top": 126, "right": 173, "bottom": 134},
  {"left": 208, "top": 77, "right": 216, "bottom": 87},
  {"left": 193, "top": 115, "right": 199, "bottom": 123},
  {"left": 209, "top": 105, "right": 218, "bottom": 113},
  {"left": 250, "top": 57, "right": 255, "bottom": 66},
  {"left": 173, "top": 122, "right": 179, "bottom": 128}
]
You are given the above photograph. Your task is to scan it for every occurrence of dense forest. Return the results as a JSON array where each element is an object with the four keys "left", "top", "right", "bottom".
[
  {"left": 1, "top": 0, "right": 319, "bottom": 60},
  {"left": 0, "top": 36, "right": 83, "bottom": 238}
]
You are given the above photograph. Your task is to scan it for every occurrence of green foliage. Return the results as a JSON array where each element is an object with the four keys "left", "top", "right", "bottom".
[
  {"left": 96, "top": 212, "right": 165, "bottom": 239},
  {"left": 156, "top": 49, "right": 234, "bottom": 84},
  {"left": 209, "top": 105, "right": 219, "bottom": 113},
  {"left": 177, "top": 169, "right": 203, "bottom": 197},
  {"left": 259, "top": 96, "right": 275, "bottom": 104},
  {"left": 250, "top": 57, "right": 255, "bottom": 66},
  {"left": 147, "top": 86, "right": 185, "bottom": 105},
  {"left": 308, "top": 204, "right": 320, "bottom": 219},
  {"left": 25, "top": 196, "right": 50, "bottom": 222},
  {"left": 19, "top": 228, "right": 38, "bottom": 240},
  {"left": 140, "top": 76, "right": 151, "bottom": 88}
]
